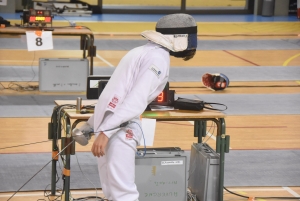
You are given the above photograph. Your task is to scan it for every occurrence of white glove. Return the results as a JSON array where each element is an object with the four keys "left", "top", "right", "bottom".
[{"left": 72, "top": 122, "right": 94, "bottom": 146}]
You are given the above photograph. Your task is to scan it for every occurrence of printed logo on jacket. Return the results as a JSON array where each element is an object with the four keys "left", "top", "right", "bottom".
[
  {"left": 149, "top": 64, "right": 161, "bottom": 78},
  {"left": 126, "top": 129, "right": 133, "bottom": 140},
  {"left": 108, "top": 95, "right": 120, "bottom": 110}
]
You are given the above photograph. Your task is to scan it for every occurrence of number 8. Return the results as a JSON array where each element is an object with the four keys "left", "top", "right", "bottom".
[{"left": 36, "top": 37, "right": 43, "bottom": 46}]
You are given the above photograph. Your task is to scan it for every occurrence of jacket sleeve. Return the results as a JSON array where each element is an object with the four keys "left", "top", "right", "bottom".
[{"left": 97, "top": 56, "right": 169, "bottom": 138}]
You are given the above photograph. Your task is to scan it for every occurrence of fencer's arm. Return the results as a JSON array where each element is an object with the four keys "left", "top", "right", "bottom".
[
  {"left": 86, "top": 114, "right": 94, "bottom": 128},
  {"left": 97, "top": 62, "right": 168, "bottom": 138}
]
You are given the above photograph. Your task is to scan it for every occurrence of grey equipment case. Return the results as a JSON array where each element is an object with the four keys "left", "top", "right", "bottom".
[
  {"left": 39, "top": 58, "right": 89, "bottom": 92},
  {"left": 135, "top": 147, "right": 188, "bottom": 201},
  {"left": 188, "top": 143, "right": 220, "bottom": 201}
]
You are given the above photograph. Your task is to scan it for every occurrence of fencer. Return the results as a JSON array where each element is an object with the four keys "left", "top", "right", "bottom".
[{"left": 77, "top": 13, "right": 198, "bottom": 201}]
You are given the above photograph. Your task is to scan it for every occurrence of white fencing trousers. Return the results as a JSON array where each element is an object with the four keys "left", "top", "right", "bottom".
[{"left": 96, "top": 121, "right": 142, "bottom": 201}]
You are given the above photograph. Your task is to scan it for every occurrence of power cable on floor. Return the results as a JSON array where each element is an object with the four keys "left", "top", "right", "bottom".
[
  {"left": 74, "top": 153, "right": 100, "bottom": 199},
  {"left": 6, "top": 140, "right": 75, "bottom": 201},
  {"left": 3, "top": 51, "right": 39, "bottom": 92},
  {"left": 93, "top": 33, "right": 299, "bottom": 37},
  {"left": 170, "top": 85, "right": 300, "bottom": 88},
  {"left": 73, "top": 196, "right": 109, "bottom": 201},
  {"left": 0, "top": 82, "right": 8, "bottom": 90},
  {"left": 224, "top": 186, "right": 300, "bottom": 200}
]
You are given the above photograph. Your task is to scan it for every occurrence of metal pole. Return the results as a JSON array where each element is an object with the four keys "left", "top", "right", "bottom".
[
  {"left": 50, "top": 111, "right": 60, "bottom": 197},
  {"left": 51, "top": 140, "right": 58, "bottom": 196},
  {"left": 63, "top": 118, "right": 72, "bottom": 201},
  {"left": 218, "top": 118, "right": 226, "bottom": 201},
  {"left": 64, "top": 154, "right": 71, "bottom": 201},
  {"left": 90, "top": 34, "right": 94, "bottom": 75}
]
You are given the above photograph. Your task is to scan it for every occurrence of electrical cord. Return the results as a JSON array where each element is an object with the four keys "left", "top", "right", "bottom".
[
  {"left": 198, "top": 34, "right": 299, "bottom": 37},
  {"left": 43, "top": 182, "right": 63, "bottom": 201},
  {"left": 74, "top": 153, "right": 100, "bottom": 199},
  {"left": 82, "top": 104, "right": 96, "bottom": 109},
  {"left": 32, "top": 145, "right": 63, "bottom": 201},
  {"left": 187, "top": 119, "right": 300, "bottom": 201},
  {"left": 52, "top": 104, "right": 76, "bottom": 167},
  {"left": 7, "top": 82, "right": 39, "bottom": 91},
  {"left": 0, "top": 82, "right": 8, "bottom": 90},
  {"left": 7, "top": 105, "right": 76, "bottom": 200},
  {"left": 5, "top": 104, "right": 116, "bottom": 201},
  {"left": 92, "top": 32, "right": 299, "bottom": 37},
  {"left": 51, "top": 108, "right": 144, "bottom": 199},
  {"left": 0, "top": 140, "right": 51, "bottom": 150},
  {"left": 0, "top": 82, "right": 38, "bottom": 92},
  {"left": 187, "top": 188, "right": 197, "bottom": 201},
  {"left": 224, "top": 186, "right": 300, "bottom": 200},
  {"left": 130, "top": 121, "right": 147, "bottom": 157},
  {"left": 7, "top": 139, "right": 75, "bottom": 201},
  {"left": 73, "top": 196, "right": 109, "bottom": 201},
  {"left": 203, "top": 120, "right": 216, "bottom": 144},
  {"left": 3, "top": 51, "right": 39, "bottom": 92},
  {"left": 29, "top": 50, "right": 37, "bottom": 82},
  {"left": 90, "top": 120, "right": 147, "bottom": 156},
  {"left": 170, "top": 85, "right": 300, "bottom": 88},
  {"left": 14, "top": 24, "right": 93, "bottom": 32}
]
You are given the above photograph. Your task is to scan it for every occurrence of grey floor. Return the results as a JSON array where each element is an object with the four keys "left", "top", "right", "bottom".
[
  {"left": 1, "top": 66, "right": 300, "bottom": 82},
  {"left": 1, "top": 149, "right": 300, "bottom": 192},
  {"left": 1, "top": 39, "right": 299, "bottom": 118},
  {"left": 1, "top": 38, "right": 300, "bottom": 50},
  {"left": 0, "top": 38, "right": 299, "bottom": 192},
  {"left": 0, "top": 93, "right": 299, "bottom": 117}
]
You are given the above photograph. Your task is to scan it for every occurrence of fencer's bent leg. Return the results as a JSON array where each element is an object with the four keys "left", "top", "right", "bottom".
[{"left": 97, "top": 123, "right": 141, "bottom": 201}]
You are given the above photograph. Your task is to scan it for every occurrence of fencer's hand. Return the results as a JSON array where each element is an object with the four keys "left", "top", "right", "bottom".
[{"left": 91, "top": 132, "right": 109, "bottom": 157}]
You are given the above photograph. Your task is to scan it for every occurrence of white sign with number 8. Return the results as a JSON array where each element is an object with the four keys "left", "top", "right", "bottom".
[{"left": 26, "top": 31, "right": 53, "bottom": 51}]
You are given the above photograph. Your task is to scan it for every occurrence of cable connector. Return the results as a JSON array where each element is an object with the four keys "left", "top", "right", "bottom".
[{"left": 120, "top": 121, "right": 131, "bottom": 127}]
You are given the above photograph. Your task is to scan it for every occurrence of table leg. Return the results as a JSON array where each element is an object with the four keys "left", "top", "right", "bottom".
[
  {"left": 194, "top": 120, "right": 207, "bottom": 143},
  {"left": 51, "top": 140, "right": 58, "bottom": 196},
  {"left": 49, "top": 111, "right": 61, "bottom": 197},
  {"left": 80, "top": 34, "right": 94, "bottom": 75},
  {"left": 89, "top": 35, "right": 95, "bottom": 75},
  {"left": 216, "top": 118, "right": 229, "bottom": 201},
  {"left": 61, "top": 116, "right": 75, "bottom": 201},
  {"left": 64, "top": 154, "right": 71, "bottom": 201}
]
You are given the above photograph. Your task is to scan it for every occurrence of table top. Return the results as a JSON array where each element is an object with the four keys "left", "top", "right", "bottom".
[
  {"left": 0, "top": 26, "right": 93, "bottom": 35},
  {"left": 55, "top": 100, "right": 226, "bottom": 121}
]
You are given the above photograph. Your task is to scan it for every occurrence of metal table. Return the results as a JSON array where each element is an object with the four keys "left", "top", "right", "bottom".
[
  {"left": 50, "top": 100, "right": 229, "bottom": 201},
  {"left": 0, "top": 26, "right": 95, "bottom": 75}
]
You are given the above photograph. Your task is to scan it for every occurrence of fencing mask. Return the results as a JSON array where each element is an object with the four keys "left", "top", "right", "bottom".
[
  {"left": 202, "top": 73, "right": 230, "bottom": 91},
  {"left": 141, "top": 13, "right": 197, "bottom": 60}
]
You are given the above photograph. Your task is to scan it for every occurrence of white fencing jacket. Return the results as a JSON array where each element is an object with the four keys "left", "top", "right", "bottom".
[{"left": 88, "top": 42, "right": 170, "bottom": 138}]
